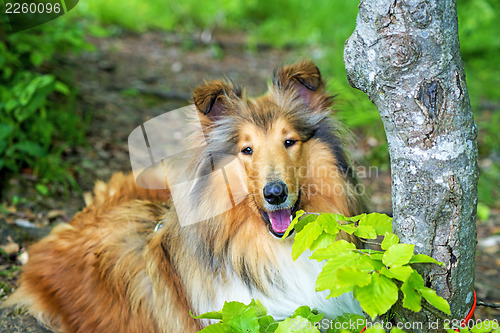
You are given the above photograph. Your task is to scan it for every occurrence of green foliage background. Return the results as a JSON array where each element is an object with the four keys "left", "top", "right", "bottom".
[
  {"left": 0, "top": 0, "right": 498, "bottom": 205},
  {"left": 0, "top": 12, "right": 93, "bottom": 193}
]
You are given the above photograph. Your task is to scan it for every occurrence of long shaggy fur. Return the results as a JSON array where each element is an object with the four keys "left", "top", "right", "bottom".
[{"left": 5, "top": 60, "right": 369, "bottom": 332}]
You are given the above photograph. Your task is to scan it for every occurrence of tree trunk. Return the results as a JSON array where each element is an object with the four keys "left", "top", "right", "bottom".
[{"left": 344, "top": 0, "right": 478, "bottom": 329}]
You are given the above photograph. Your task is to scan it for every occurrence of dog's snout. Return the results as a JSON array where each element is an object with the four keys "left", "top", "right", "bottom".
[{"left": 263, "top": 181, "right": 288, "bottom": 205}]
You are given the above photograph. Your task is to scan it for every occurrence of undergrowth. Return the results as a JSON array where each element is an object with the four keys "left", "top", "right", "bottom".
[{"left": 0, "top": 14, "right": 93, "bottom": 195}]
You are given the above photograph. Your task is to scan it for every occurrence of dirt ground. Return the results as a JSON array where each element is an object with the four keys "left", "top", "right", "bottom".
[{"left": 0, "top": 30, "right": 498, "bottom": 330}]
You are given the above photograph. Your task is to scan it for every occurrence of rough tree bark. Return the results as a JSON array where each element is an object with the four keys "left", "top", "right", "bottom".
[{"left": 344, "top": 0, "right": 478, "bottom": 329}]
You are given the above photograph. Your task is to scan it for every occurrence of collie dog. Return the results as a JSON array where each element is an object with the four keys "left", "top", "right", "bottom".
[{"left": 6, "top": 60, "right": 369, "bottom": 332}]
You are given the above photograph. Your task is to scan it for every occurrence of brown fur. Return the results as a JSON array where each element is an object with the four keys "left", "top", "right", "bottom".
[{"left": 5, "top": 60, "right": 369, "bottom": 332}]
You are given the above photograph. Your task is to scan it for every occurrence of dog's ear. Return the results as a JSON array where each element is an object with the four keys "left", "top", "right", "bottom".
[
  {"left": 193, "top": 80, "right": 242, "bottom": 122},
  {"left": 273, "top": 60, "right": 331, "bottom": 110}
]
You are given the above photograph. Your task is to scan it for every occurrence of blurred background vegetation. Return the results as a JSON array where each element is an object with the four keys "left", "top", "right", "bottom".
[{"left": 0, "top": 0, "right": 498, "bottom": 209}]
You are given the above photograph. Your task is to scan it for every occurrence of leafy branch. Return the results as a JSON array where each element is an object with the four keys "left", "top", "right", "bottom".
[
  {"left": 191, "top": 300, "right": 325, "bottom": 333},
  {"left": 286, "top": 211, "right": 449, "bottom": 319},
  {"left": 192, "top": 212, "right": 500, "bottom": 332}
]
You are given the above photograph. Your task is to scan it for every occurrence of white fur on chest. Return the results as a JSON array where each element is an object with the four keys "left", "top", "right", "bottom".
[{"left": 194, "top": 243, "right": 363, "bottom": 326}]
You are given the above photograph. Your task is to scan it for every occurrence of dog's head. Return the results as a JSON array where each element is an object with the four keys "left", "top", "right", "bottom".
[{"left": 192, "top": 60, "right": 353, "bottom": 238}]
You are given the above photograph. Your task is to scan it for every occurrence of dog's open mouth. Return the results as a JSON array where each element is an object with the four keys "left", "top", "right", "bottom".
[{"left": 260, "top": 192, "right": 301, "bottom": 238}]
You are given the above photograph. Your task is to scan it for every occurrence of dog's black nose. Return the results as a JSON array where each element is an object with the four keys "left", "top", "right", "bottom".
[{"left": 263, "top": 181, "right": 288, "bottom": 205}]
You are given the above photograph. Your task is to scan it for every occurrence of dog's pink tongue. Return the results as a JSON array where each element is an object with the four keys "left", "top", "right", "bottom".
[{"left": 268, "top": 209, "right": 292, "bottom": 234}]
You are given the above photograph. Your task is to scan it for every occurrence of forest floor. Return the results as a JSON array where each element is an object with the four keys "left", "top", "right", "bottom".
[{"left": 0, "top": 30, "right": 498, "bottom": 330}]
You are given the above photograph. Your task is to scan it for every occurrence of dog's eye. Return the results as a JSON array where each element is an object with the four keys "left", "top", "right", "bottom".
[
  {"left": 284, "top": 139, "right": 297, "bottom": 148},
  {"left": 241, "top": 147, "right": 253, "bottom": 155}
]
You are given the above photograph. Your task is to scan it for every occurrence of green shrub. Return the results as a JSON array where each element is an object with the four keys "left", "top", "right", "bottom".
[{"left": 0, "top": 16, "right": 93, "bottom": 194}]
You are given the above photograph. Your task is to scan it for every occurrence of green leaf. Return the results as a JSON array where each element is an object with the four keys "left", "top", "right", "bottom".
[
  {"left": 282, "top": 210, "right": 305, "bottom": 239},
  {"left": 2, "top": 66, "right": 13, "bottom": 80},
  {"left": 408, "top": 254, "right": 443, "bottom": 265},
  {"left": 382, "top": 244, "right": 414, "bottom": 267},
  {"left": 354, "top": 225, "right": 377, "bottom": 239},
  {"left": 356, "top": 248, "right": 384, "bottom": 255},
  {"left": 358, "top": 213, "right": 393, "bottom": 235},
  {"left": 317, "top": 214, "right": 340, "bottom": 236},
  {"left": 380, "top": 265, "right": 413, "bottom": 282},
  {"left": 19, "top": 83, "right": 36, "bottom": 106},
  {"left": 315, "top": 251, "right": 361, "bottom": 292},
  {"left": 401, "top": 271, "right": 424, "bottom": 312},
  {"left": 355, "top": 274, "right": 399, "bottom": 319},
  {"left": 295, "top": 214, "right": 319, "bottom": 233},
  {"left": 35, "top": 184, "right": 49, "bottom": 196},
  {"left": 292, "top": 306, "right": 323, "bottom": 324},
  {"left": 310, "top": 232, "right": 337, "bottom": 251},
  {"left": 227, "top": 306, "right": 260, "bottom": 333},
  {"left": 0, "top": 124, "right": 14, "bottom": 141},
  {"left": 216, "top": 299, "right": 266, "bottom": 327},
  {"left": 14, "top": 75, "right": 55, "bottom": 122},
  {"left": 55, "top": 81, "right": 70, "bottom": 95},
  {"left": 335, "top": 267, "right": 372, "bottom": 288},
  {"left": 5, "top": 99, "right": 18, "bottom": 113},
  {"left": 18, "top": 75, "right": 53, "bottom": 105},
  {"left": 325, "top": 278, "right": 356, "bottom": 299},
  {"left": 358, "top": 249, "right": 385, "bottom": 263},
  {"left": 199, "top": 323, "right": 231, "bottom": 333},
  {"left": 292, "top": 221, "right": 323, "bottom": 260},
  {"left": 190, "top": 310, "right": 223, "bottom": 320},
  {"left": 348, "top": 213, "right": 367, "bottom": 222},
  {"left": 338, "top": 224, "right": 357, "bottom": 234},
  {"left": 282, "top": 211, "right": 314, "bottom": 240},
  {"left": 310, "top": 240, "right": 356, "bottom": 261},
  {"left": 259, "top": 315, "right": 279, "bottom": 333},
  {"left": 30, "top": 51, "right": 45, "bottom": 67},
  {"left": 331, "top": 213, "right": 348, "bottom": 222},
  {"left": 295, "top": 210, "right": 306, "bottom": 219},
  {"left": 221, "top": 301, "right": 247, "bottom": 320},
  {"left": 8, "top": 141, "right": 46, "bottom": 157},
  {"left": 351, "top": 255, "right": 376, "bottom": 272},
  {"left": 381, "top": 232, "right": 399, "bottom": 250},
  {"left": 329, "top": 313, "right": 365, "bottom": 333},
  {"left": 249, "top": 299, "right": 267, "bottom": 317},
  {"left": 420, "top": 287, "right": 451, "bottom": 315},
  {"left": 316, "top": 256, "right": 375, "bottom": 298},
  {"left": 275, "top": 316, "right": 320, "bottom": 333}
]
